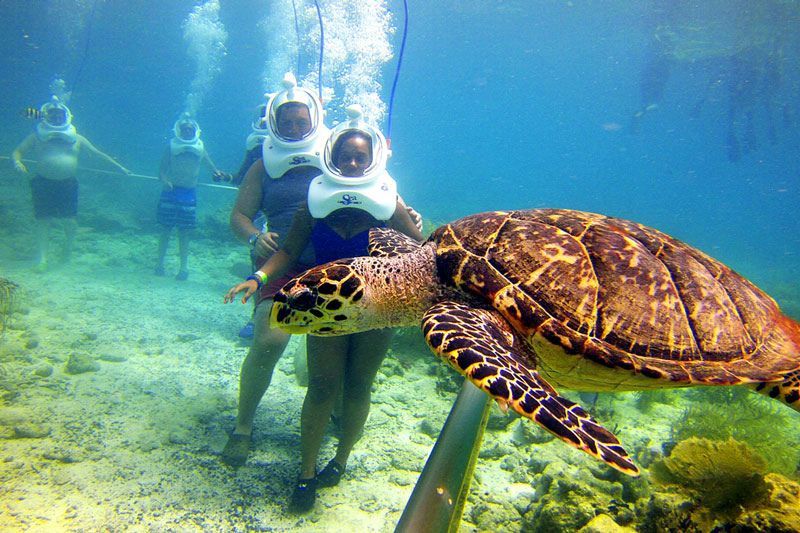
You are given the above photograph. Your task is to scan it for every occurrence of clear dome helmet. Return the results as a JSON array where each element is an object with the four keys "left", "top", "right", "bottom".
[
  {"left": 170, "top": 113, "right": 204, "bottom": 156},
  {"left": 262, "top": 73, "right": 330, "bottom": 177},
  {"left": 266, "top": 73, "right": 324, "bottom": 148},
  {"left": 308, "top": 104, "right": 397, "bottom": 221},
  {"left": 173, "top": 113, "right": 201, "bottom": 143},
  {"left": 36, "top": 97, "right": 76, "bottom": 142},
  {"left": 40, "top": 97, "right": 73, "bottom": 129},
  {"left": 246, "top": 101, "right": 269, "bottom": 151},
  {"left": 252, "top": 101, "right": 269, "bottom": 133}
]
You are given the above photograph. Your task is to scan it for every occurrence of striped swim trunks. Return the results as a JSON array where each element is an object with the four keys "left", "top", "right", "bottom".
[{"left": 156, "top": 186, "right": 197, "bottom": 229}]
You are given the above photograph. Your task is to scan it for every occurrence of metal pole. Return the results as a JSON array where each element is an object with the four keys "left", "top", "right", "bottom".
[
  {"left": 0, "top": 156, "right": 238, "bottom": 191},
  {"left": 396, "top": 379, "right": 491, "bottom": 533}
]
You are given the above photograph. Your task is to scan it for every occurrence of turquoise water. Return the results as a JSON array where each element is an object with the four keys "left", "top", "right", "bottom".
[{"left": 1, "top": 1, "right": 799, "bottom": 531}]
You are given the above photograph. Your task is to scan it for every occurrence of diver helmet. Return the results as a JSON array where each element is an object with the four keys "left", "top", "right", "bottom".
[
  {"left": 35, "top": 98, "right": 77, "bottom": 143},
  {"left": 170, "top": 114, "right": 204, "bottom": 157},
  {"left": 245, "top": 102, "right": 268, "bottom": 151},
  {"left": 307, "top": 104, "right": 397, "bottom": 221},
  {"left": 262, "top": 73, "right": 329, "bottom": 178},
  {"left": 252, "top": 102, "right": 268, "bottom": 132}
]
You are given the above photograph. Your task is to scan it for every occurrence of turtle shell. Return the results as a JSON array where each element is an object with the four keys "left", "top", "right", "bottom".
[{"left": 431, "top": 209, "right": 800, "bottom": 386}]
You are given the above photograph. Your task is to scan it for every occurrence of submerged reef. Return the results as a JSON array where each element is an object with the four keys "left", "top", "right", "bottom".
[{"left": 515, "top": 460, "right": 646, "bottom": 532}]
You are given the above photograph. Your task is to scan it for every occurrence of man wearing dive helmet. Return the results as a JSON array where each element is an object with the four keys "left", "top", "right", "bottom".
[
  {"left": 11, "top": 97, "right": 131, "bottom": 271},
  {"left": 225, "top": 105, "right": 423, "bottom": 513}
]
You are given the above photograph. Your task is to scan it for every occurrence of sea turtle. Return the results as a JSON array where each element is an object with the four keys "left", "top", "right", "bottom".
[{"left": 270, "top": 209, "right": 800, "bottom": 475}]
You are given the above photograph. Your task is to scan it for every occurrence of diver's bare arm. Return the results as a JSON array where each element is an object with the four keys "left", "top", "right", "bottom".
[
  {"left": 79, "top": 135, "right": 130, "bottom": 173},
  {"left": 158, "top": 150, "right": 171, "bottom": 182},
  {"left": 258, "top": 209, "right": 312, "bottom": 280},
  {"left": 390, "top": 200, "right": 424, "bottom": 241},
  {"left": 397, "top": 194, "right": 423, "bottom": 232},
  {"left": 230, "top": 160, "right": 266, "bottom": 243},
  {"left": 203, "top": 152, "right": 220, "bottom": 174},
  {"left": 11, "top": 135, "right": 35, "bottom": 173}
]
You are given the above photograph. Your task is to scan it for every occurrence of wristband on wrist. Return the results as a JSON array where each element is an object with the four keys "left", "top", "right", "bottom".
[
  {"left": 245, "top": 270, "right": 269, "bottom": 290},
  {"left": 248, "top": 232, "right": 262, "bottom": 248}
]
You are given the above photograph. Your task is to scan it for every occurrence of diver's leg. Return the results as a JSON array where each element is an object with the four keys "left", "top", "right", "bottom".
[
  {"left": 63, "top": 217, "right": 77, "bottom": 262},
  {"left": 333, "top": 328, "right": 392, "bottom": 468},
  {"left": 155, "top": 228, "right": 170, "bottom": 275},
  {"left": 176, "top": 227, "right": 190, "bottom": 279},
  {"left": 232, "top": 300, "right": 291, "bottom": 436},
  {"left": 290, "top": 335, "right": 345, "bottom": 513},
  {"left": 35, "top": 219, "right": 49, "bottom": 268},
  {"left": 30, "top": 176, "right": 50, "bottom": 269},
  {"left": 299, "top": 335, "right": 347, "bottom": 479},
  {"left": 222, "top": 300, "right": 292, "bottom": 467}
]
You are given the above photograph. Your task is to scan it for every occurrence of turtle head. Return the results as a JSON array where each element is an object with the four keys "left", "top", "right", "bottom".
[{"left": 270, "top": 260, "right": 372, "bottom": 335}]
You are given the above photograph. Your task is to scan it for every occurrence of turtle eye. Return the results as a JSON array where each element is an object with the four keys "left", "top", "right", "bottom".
[{"left": 290, "top": 288, "right": 318, "bottom": 311}]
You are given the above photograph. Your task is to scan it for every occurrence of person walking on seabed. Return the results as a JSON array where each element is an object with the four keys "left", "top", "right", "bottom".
[
  {"left": 221, "top": 73, "right": 331, "bottom": 464},
  {"left": 220, "top": 77, "right": 422, "bottom": 469},
  {"left": 11, "top": 97, "right": 131, "bottom": 270},
  {"left": 154, "top": 113, "right": 227, "bottom": 281},
  {"left": 225, "top": 105, "right": 423, "bottom": 512}
]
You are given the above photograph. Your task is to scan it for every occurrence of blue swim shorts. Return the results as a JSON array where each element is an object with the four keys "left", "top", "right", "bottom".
[{"left": 156, "top": 187, "right": 197, "bottom": 229}]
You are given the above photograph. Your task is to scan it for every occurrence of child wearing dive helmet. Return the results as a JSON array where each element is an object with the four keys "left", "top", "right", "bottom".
[
  {"left": 11, "top": 97, "right": 131, "bottom": 271},
  {"left": 154, "top": 114, "right": 225, "bottom": 281},
  {"left": 224, "top": 105, "right": 423, "bottom": 513}
]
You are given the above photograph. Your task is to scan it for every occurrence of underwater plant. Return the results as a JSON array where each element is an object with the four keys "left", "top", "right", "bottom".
[
  {"left": 0, "top": 277, "right": 19, "bottom": 336},
  {"left": 671, "top": 387, "right": 800, "bottom": 475},
  {"left": 631, "top": 389, "right": 678, "bottom": 413},
  {"left": 654, "top": 436, "right": 768, "bottom": 513}
]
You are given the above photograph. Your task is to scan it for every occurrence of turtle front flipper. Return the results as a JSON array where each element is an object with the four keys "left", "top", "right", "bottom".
[
  {"left": 368, "top": 227, "right": 422, "bottom": 257},
  {"left": 422, "top": 300, "right": 639, "bottom": 476}
]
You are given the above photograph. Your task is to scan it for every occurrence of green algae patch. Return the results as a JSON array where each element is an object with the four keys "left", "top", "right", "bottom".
[{"left": 654, "top": 436, "right": 767, "bottom": 513}]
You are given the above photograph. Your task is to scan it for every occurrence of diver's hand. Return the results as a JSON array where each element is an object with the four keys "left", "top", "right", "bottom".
[
  {"left": 253, "top": 231, "right": 280, "bottom": 257},
  {"left": 13, "top": 159, "right": 27, "bottom": 174},
  {"left": 212, "top": 170, "right": 233, "bottom": 183},
  {"left": 406, "top": 206, "right": 423, "bottom": 232},
  {"left": 224, "top": 279, "right": 259, "bottom": 304},
  {"left": 398, "top": 196, "right": 423, "bottom": 232}
]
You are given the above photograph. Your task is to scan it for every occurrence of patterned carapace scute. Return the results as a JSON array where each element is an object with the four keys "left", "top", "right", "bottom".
[{"left": 431, "top": 209, "right": 800, "bottom": 385}]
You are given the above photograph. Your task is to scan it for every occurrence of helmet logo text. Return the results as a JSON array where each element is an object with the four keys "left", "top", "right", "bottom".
[{"left": 338, "top": 194, "right": 362, "bottom": 207}]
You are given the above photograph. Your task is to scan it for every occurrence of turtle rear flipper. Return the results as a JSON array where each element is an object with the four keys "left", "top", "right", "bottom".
[
  {"left": 368, "top": 227, "right": 422, "bottom": 257},
  {"left": 422, "top": 300, "right": 639, "bottom": 476}
]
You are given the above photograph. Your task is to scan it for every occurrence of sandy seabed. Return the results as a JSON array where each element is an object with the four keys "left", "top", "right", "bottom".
[{"left": 0, "top": 214, "right": 472, "bottom": 531}]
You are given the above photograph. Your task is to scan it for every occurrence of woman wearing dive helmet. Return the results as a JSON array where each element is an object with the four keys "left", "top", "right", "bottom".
[{"left": 224, "top": 105, "right": 422, "bottom": 513}]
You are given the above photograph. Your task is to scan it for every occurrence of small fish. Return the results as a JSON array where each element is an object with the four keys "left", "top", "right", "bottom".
[
  {"left": 22, "top": 107, "right": 42, "bottom": 120},
  {"left": 602, "top": 122, "right": 623, "bottom": 132}
]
